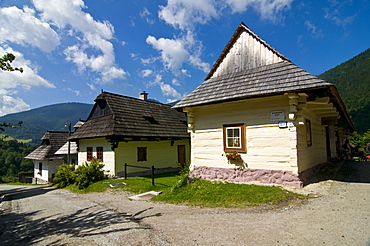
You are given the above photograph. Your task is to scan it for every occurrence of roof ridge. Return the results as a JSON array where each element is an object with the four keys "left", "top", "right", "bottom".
[{"left": 99, "top": 91, "right": 167, "bottom": 106}]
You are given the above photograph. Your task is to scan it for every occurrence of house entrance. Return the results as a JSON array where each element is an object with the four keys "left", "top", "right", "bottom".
[{"left": 177, "top": 145, "right": 186, "bottom": 166}]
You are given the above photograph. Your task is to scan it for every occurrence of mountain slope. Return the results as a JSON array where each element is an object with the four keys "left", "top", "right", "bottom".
[
  {"left": 318, "top": 48, "right": 370, "bottom": 133},
  {"left": 0, "top": 102, "right": 92, "bottom": 143}
]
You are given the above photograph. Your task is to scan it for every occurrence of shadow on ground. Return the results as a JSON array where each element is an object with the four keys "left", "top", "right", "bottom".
[
  {"left": 306, "top": 160, "right": 370, "bottom": 185},
  {"left": 0, "top": 204, "right": 161, "bottom": 245},
  {"left": 0, "top": 185, "right": 54, "bottom": 202}
]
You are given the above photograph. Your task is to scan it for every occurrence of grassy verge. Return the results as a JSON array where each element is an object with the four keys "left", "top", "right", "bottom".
[{"left": 65, "top": 172, "right": 305, "bottom": 208}]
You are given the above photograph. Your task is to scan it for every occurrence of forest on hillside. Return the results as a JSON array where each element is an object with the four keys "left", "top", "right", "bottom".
[
  {"left": 318, "top": 48, "right": 370, "bottom": 133},
  {"left": 0, "top": 140, "right": 36, "bottom": 183}
]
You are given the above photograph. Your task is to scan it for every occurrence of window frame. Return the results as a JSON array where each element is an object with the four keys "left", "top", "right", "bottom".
[
  {"left": 137, "top": 147, "right": 147, "bottom": 162},
  {"left": 86, "top": 147, "right": 93, "bottom": 161},
  {"left": 223, "top": 123, "right": 246, "bottom": 153},
  {"left": 96, "top": 146, "right": 103, "bottom": 162}
]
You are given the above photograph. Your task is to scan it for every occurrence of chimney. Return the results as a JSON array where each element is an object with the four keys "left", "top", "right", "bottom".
[{"left": 140, "top": 91, "right": 148, "bottom": 101}]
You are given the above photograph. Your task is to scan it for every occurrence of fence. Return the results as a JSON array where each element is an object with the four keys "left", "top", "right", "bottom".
[{"left": 124, "top": 163, "right": 159, "bottom": 185}]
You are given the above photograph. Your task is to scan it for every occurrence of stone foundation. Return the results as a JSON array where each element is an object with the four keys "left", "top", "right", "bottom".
[
  {"left": 190, "top": 166, "right": 303, "bottom": 188},
  {"left": 190, "top": 163, "right": 331, "bottom": 188}
]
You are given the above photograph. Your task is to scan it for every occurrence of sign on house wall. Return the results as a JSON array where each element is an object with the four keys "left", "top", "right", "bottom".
[{"left": 270, "top": 110, "right": 285, "bottom": 121}]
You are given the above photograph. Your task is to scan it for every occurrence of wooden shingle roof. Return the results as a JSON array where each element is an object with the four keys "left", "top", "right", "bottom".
[
  {"left": 25, "top": 131, "right": 69, "bottom": 160},
  {"left": 174, "top": 61, "right": 332, "bottom": 108},
  {"left": 70, "top": 92, "right": 189, "bottom": 140}
]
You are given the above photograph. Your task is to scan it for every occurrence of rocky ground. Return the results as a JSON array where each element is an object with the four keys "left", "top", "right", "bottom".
[{"left": 0, "top": 160, "right": 369, "bottom": 245}]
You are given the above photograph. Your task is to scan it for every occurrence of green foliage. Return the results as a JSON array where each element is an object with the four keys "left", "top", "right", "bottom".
[
  {"left": 318, "top": 48, "right": 370, "bottom": 133},
  {"left": 53, "top": 158, "right": 105, "bottom": 189},
  {"left": 0, "top": 53, "right": 23, "bottom": 73},
  {"left": 350, "top": 129, "right": 370, "bottom": 148},
  {"left": 53, "top": 164, "right": 76, "bottom": 188},
  {"left": 154, "top": 179, "right": 304, "bottom": 208},
  {"left": 0, "top": 140, "right": 36, "bottom": 183},
  {"left": 67, "top": 172, "right": 304, "bottom": 208},
  {"left": 171, "top": 163, "right": 193, "bottom": 192},
  {"left": 74, "top": 158, "right": 105, "bottom": 189}
]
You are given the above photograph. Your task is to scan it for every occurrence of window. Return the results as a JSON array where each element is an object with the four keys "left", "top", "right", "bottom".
[
  {"left": 137, "top": 147, "right": 147, "bottom": 162},
  {"left": 306, "top": 119, "right": 312, "bottom": 147},
  {"left": 87, "top": 147, "right": 93, "bottom": 161},
  {"left": 38, "top": 163, "right": 42, "bottom": 175},
  {"left": 97, "top": 147, "right": 103, "bottom": 161},
  {"left": 223, "top": 123, "right": 246, "bottom": 152}
]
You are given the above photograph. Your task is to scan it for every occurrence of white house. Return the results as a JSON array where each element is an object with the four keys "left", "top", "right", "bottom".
[{"left": 174, "top": 22, "right": 354, "bottom": 188}]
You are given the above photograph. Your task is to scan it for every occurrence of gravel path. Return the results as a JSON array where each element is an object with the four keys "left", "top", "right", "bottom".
[{"left": 1, "top": 160, "right": 370, "bottom": 245}]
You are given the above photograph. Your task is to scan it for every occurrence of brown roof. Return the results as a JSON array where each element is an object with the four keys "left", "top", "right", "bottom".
[
  {"left": 69, "top": 92, "right": 189, "bottom": 140},
  {"left": 25, "top": 131, "right": 69, "bottom": 160},
  {"left": 174, "top": 61, "right": 332, "bottom": 108}
]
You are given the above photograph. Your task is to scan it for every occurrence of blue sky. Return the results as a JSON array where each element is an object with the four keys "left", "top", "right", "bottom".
[{"left": 0, "top": 0, "right": 369, "bottom": 116}]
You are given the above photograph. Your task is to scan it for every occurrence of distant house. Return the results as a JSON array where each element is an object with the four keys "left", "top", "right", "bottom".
[
  {"left": 69, "top": 91, "right": 190, "bottom": 177},
  {"left": 25, "top": 131, "right": 78, "bottom": 183},
  {"left": 174, "top": 22, "right": 355, "bottom": 188}
]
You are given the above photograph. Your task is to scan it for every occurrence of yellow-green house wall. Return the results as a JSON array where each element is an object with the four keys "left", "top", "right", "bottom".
[
  {"left": 78, "top": 138, "right": 190, "bottom": 176},
  {"left": 114, "top": 139, "right": 190, "bottom": 176}
]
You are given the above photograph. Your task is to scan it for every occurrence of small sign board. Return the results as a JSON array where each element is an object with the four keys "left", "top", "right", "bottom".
[
  {"left": 270, "top": 110, "right": 285, "bottom": 121},
  {"left": 278, "top": 121, "right": 287, "bottom": 128}
]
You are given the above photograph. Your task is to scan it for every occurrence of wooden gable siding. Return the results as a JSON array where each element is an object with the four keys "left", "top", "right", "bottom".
[
  {"left": 89, "top": 100, "right": 112, "bottom": 119},
  {"left": 209, "top": 27, "right": 286, "bottom": 79}
]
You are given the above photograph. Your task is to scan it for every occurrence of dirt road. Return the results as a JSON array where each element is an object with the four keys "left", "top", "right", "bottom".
[{"left": 1, "top": 160, "right": 370, "bottom": 245}]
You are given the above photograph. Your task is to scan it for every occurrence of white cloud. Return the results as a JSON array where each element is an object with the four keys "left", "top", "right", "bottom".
[
  {"left": 225, "top": 0, "right": 293, "bottom": 21},
  {"left": 32, "top": 0, "right": 114, "bottom": 39},
  {"left": 147, "top": 74, "right": 185, "bottom": 100},
  {"left": 324, "top": 8, "right": 357, "bottom": 28},
  {"left": 66, "top": 88, "right": 81, "bottom": 96},
  {"left": 0, "top": 6, "right": 60, "bottom": 52},
  {"left": 0, "top": 89, "right": 30, "bottom": 116},
  {"left": 87, "top": 83, "right": 96, "bottom": 91},
  {"left": 172, "top": 78, "right": 181, "bottom": 86},
  {"left": 31, "top": 0, "right": 125, "bottom": 83},
  {"left": 146, "top": 35, "right": 190, "bottom": 75},
  {"left": 0, "top": 46, "right": 55, "bottom": 90},
  {"left": 304, "top": 21, "right": 324, "bottom": 39},
  {"left": 158, "top": 0, "right": 218, "bottom": 30},
  {"left": 140, "top": 7, "right": 155, "bottom": 24},
  {"left": 0, "top": 46, "right": 54, "bottom": 115},
  {"left": 141, "top": 69, "right": 153, "bottom": 77}
]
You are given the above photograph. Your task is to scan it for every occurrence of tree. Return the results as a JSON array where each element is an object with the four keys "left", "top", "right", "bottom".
[
  {"left": 0, "top": 53, "right": 23, "bottom": 140},
  {"left": 0, "top": 53, "right": 23, "bottom": 73}
]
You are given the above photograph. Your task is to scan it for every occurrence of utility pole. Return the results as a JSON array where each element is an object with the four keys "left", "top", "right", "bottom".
[{"left": 67, "top": 122, "right": 71, "bottom": 164}]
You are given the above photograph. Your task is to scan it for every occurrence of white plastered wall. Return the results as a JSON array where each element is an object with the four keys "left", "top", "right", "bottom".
[
  {"left": 187, "top": 95, "right": 299, "bottom": 173},
  {"left": 78, "top": 138, "right": 115, "bottom": 176}
]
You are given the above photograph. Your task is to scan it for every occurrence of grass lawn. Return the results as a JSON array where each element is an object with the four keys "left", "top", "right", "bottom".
[{"left": 66, "top": 172, "right": 306, "bottom": 208}]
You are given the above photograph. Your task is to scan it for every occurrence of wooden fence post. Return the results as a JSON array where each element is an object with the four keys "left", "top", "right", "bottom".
[
  {"left": 124, "top": 163, "right": 127, "bottom": 179},
  {"left": 151, "top": 166, "right": 155, "bottom": 185}
]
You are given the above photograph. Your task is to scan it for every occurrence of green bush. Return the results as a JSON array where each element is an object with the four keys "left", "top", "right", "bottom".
[
  {"left": 171, "top": 163, "right": 193, "bottom": 192},
  {"left": 53, "top": 159, "right": 105, "bottom": 189},
  {"left": 53, "top": 164, "right": 76, "bottom": 188},
  {"left": 74, "top": 158, "right": 105, "bottom": 189}
]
